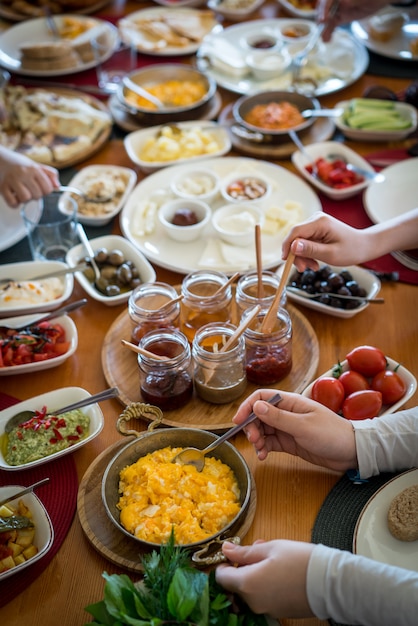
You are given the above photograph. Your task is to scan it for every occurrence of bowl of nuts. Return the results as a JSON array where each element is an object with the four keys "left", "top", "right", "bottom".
[{"left": 66, "top": 235, "right": 156, "bottom": 306}]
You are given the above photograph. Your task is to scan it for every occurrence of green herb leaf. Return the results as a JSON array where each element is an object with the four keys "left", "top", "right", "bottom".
[
  {"left": 168, "top": 567, "right": 209, "bottom": 622},
  {"left": 0, "top": 515, "right": 34, "bottom": 533}
]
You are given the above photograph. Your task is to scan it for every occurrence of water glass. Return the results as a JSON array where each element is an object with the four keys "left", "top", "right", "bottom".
[{"left": 92, "top": 36, "right": 136, "bottom": 94}]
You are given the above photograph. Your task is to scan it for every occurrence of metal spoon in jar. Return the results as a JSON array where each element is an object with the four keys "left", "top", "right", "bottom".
[
  {"left": 4, "top": 387, "right": 119, "bottom": 435},
  {"left": 173, "top": 393, "right": 282, "bottom": 472}
]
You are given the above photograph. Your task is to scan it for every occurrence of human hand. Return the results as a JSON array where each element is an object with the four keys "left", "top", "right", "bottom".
[
  {"left": 216, "top": 539, "right": 314, "bottom": 619},
  {"left": 281, "top": 212, "right": 368, "bottom": 272},
  {"left": 317, "top": 0, "right": 391, "bottom": 41},
  {"left": 0, "top": 149, "right": 60, "bottom": 208},
  {"left": 232, "top": 389, "right": 357, "bottom": 471}
]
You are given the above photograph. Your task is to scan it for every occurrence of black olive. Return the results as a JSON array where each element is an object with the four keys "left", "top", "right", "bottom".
[
  {"left": 337, "top": 286, "right": 351, "bottom": 297},
  {"left": 318, "top": 265, "right": 332, "bottom": 280},
  {"left": 327, "top": 272, "right": 345, "bottom": 290},
  {"left": 346, "top": 280, "right": 360, "bottom": 295},
  {"left": 301, "top": 269, "right": 316, "bottom": 286},
  {"left": 340, "top": 269, "right": 353, "bottom": 283}
]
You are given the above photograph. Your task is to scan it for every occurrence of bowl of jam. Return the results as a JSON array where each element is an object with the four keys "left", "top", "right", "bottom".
[{"left": 158, "top": 198, "right": 211, "bottom": 243}]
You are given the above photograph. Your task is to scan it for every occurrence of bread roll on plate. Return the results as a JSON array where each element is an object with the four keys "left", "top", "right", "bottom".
[{"left": 367, "top": 12, "right": 407, "bottom": 43}]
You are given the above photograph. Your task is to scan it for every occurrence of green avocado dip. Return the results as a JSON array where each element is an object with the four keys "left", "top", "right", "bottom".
[{"left": 4, "top": 407, "right": 90, "bottom": 466}]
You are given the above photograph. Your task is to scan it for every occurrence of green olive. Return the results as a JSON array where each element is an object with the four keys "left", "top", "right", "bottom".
[
  {"left": 94, "top": 248, "right": 109, "bottom": 264},
  {"left": 108, "top": 249, "right": 125, "bottom": 266},
  {"left": 106, "top": 284, "right": 121, "bottom": 296}
]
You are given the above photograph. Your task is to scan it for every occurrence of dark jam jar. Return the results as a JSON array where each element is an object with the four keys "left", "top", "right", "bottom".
[
  {"left": 243, "top": 307, "right": 292, "bottom": 385},
  {"left": 128, "top": 282, "right": 180, "bottom": 344},
  {"left": 137, "top": 329, "right": 193, "bottom": 411}
]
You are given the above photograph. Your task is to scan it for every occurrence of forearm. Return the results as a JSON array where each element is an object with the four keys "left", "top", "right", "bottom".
[
  {"left": 361, "top": 208, "right": 418, "bottom": 261},
  {"left": 353, "top": 407, "right": 418, "bottom": 478},
  {"left": 307, "top": 544, "right": 418, "bottom": 626}
]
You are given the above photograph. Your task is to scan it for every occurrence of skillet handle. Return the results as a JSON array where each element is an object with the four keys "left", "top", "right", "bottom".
[
  {"left": 191, "top": 536, "right": 241, "bottom": 566},
  {"left": 116, "top": 402, "right": 164, "bottom": 437}
]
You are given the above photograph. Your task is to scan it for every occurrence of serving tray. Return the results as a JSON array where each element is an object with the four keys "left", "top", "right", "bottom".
[
  {"left": 101, "top": 302, "right": 319, "bottom": 432},
  {"left": 77, "top": 437, "right": 256, "bottom": 572}
]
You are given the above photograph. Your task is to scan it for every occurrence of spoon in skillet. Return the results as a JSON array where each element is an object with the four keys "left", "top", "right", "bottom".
[
  {"left": 3, "top": 387, "right": 119, "bottom": 435},
  {"left": 172, "top": 393, "right": 282, "bottom": 471}
]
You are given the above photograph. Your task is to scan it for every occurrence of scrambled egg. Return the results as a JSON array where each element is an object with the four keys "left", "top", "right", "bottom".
[
  {"left": 117, "top": 446, "right": 241, "bottom": 545},
  {"left": 139, "top": 125, "right": 222, "bottom": 163}
]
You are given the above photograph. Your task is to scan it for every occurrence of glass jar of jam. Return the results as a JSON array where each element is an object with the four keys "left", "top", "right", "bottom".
[
  {"left": 128, "top": 282, "right": 180, "bottom": 344},
  {"left": 180, "top": 270, "right": 233, "bottom": 343},
  {"left": 192, "top": 322, "right": 247, "bottom": 404},
  {"left": 243, "top": 307, "right": 292, "bottom": 385},
  {"left": 137, "top": 329, "right": 193, "bottom": 411},
  {"left": 235, "top": 270, "right": 286, "bottom": 318}
]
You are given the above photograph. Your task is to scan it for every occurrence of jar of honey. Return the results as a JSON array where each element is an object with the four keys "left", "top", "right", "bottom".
[
  {"left": 243, "top": 307, "right": 292, "bottom": 385},
  {"left": 128, "top": 282, "right": 180, "bottom": 344},
  {"left": 180, "top": 270, "right": 233, "bottom": 342},
  {"left": 137, "top": 329, "right": 193, "bottom": 411},
  {"left": 235, "top": 270, "right": 286, "bottom": 317},
  {"left": 192, "top": 322, "right": 247, "bottom": 404}
]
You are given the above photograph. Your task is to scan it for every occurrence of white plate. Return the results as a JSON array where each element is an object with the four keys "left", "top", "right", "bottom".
[
  {"left": 208, "top": 0, "right": 265, "bottom": 22},
  {"left": 196, "top": 21, "right": 368, "bottom": 97},
  {"left": 0, "top": 260, "right": 74, "bottom": 318},
  {"left": 61, "top": 165, "right": 137, "bottom": 227},
  {"left": 0, "top": 486, "right": 54, "bottom": 580},
  {"left": 353, "top": 468, "right": 418, "bottom": 571},
  {"left": 0, "top": 197, "right": 27, "bottom": 252},
  {"left": 0, "top": 387, "right": 104, "bottom": 470},
  {"left": 302, "top": 355, "right": 417, "bottom": 414},
  {"left": 120, "top": 156, "right": 322, "bottom": 275},
  {"left": 276, "top": 0, "right": 316, "bottom": 20},
  {"left": 118, "top": 7, "right": 220, "bottom": 57},
  {"left": 351, "top": 7, "right": 418, "bottom": 62},
  {"left": 66, "top": 234, "right": 156, "bottom": 306},
  {"left": 291, "top": 141, "right": 375, "bottom": 200},
  {"left": 334, "top": 100, "right": 417, "bottom": 142},
  {"left": 0, "top": 315, "right": 78, "bottom": 376},
  {"left": 364, "top": 158, "right": 418, "bottom": 225},
  {"left": 123, "top": 121, "right": 232, "bottom": 173},
  {"left": 0, "top": 16, "right": 118, "bottom": 77},
  {"left": 281, "top": 263, "right": 381, "bottom": 318}
]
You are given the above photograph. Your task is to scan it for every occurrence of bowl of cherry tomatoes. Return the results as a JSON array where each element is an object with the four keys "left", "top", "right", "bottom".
[{"left": 302, "top": 345, "right": 417, "bottom": 419}]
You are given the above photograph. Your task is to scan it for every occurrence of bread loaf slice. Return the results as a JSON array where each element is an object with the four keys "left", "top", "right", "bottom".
[{"left": 387, "top": 484, "right": 418, "bottom": 542}]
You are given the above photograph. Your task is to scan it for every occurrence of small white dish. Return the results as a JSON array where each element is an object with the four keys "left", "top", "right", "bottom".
[
  {"left": 170, "top": 168, "right": 220, "bottom": 203},
  {"left": 220, "top": 172, "right": 271, "bottom": 204},
  {"left": 0, "top": 387, "right": 105, "bottom": 470},
  {"left": 123, "top": 121, "right": 231, "bottom": 174},
  {"left": 212, "top": 203, "right": 264, "bottom": 247},
  {"left": 334, "top": 99, "right": 417, "bottom": 142},
  {"left": 61, "top": 165, "right": 137, "bottom": 227},
  {"left": 291, "top": 141, "right": 376, "bottom": 200},
  {"left": 0, "top": 261, "right": 73, "bottom": 318},
  {"left": 66, "top": 234, "right": 156, "bottom": 306},
  {"left": 278, "top": 18, "right": 315, "bottom": 42},
  {"left": 158, "top": 199, "right": 211, "bottom": 243},
  {"left": 208, "top": 0, "right": 265, "bottom": 22},
  {"left": 276, "top": 0, "right": 316, "bottom": 20},
  {"left": 282, "top": 263, "right": 381, "bottom": 318},
  {"left": 0, "top": 315, "right": 78, "bottom": 376},
  {"left": 246, "top": 48, "right": 292, "bottom": 80},
  {"left": 302, "top": 356, "right": 417, "bottom": 415},
  {"left": 0, "top": 485, "right": 54, "bottom": 579}
]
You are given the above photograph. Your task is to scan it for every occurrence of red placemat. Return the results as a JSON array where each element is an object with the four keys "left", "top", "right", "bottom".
[{"left": 0, "top": 393, "right": 79, "bottom": 609}]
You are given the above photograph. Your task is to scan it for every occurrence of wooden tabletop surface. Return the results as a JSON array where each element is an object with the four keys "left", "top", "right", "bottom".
[{"left": 1, "top": 1, "right": 417, "bottom": 625}]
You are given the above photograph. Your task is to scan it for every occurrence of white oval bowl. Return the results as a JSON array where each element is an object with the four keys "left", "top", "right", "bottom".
[
  {"left": 212, "top": 203, "right": 264, "bottom": 247},
  {"left": 208, "top": 0, "right": 265, "bottom": 21},
  {"left": 0, "top": 486, "right": 54, "bottom": 580},
  {"left": 291, "top": 140, "right": 376, "bottom": 200},
  {"left": 170, "top": 168, "right": 220, "bottom": 203},
  {"left": 334, "top": 99, "right": 417, "bottom": 142},
  {"left": 0, "top": 261, "right": 73, "bottom": 318},
  {"left": 158, "top": 198, "right": 211, "bottom": 243},
  {"left": 0, "top": 315, "right": 78, "bottom": 376},
  {"left": 302, "top": 356, "right": 417, "bottom": 416},
  {"left": 280, "top": 262, "right": 381, "bottom": 319},
  {"left": 220, "top": 172, "right": 272, "bottom": 204},
  {"left": 66, "top": 234, "right": 156, "bottom": 306},
  {"left": 0, "top": 387, "right": 105, "bottom": 471}
]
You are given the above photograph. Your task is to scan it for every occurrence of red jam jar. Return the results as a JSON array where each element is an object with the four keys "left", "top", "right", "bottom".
[
  {"left": 128, "top": 282, "right": 180, "bottom": 344},
  {"left": 180, "top": 270, "right": 233, "bottom": 343},
  {"left": 137, "top": 329, "right": 193, "bottom": 411},
  {"left": 243, "top": 307, "right": 292, "bottom": 385}
]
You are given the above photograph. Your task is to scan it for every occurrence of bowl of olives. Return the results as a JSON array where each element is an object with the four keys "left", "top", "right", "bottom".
[
  {"left": 66, "top": 235, "right": 156, "bottom": 306},
  {"left": 279, "top": 262, "right": 381, "bottom": 318}
]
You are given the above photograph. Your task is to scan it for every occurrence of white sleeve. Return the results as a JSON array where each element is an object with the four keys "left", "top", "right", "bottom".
[
  {"left": 307, "top": 543, "right": 418, "bottom": 626},
  {"left": 352, "top": 407, "right": 418, "bottom": 478}
]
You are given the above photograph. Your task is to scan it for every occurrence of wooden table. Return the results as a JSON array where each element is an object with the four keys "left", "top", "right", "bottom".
[{"left": 1, "top": 1, "right": 417, "bottom": 625}]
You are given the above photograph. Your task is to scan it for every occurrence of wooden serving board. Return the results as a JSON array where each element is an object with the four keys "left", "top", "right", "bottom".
[
  {"left": 101, "top": 302, "right": 319, "bottom": 432},
  {"left": 77, "top": 437, "right": 257, "bottom": 573}
]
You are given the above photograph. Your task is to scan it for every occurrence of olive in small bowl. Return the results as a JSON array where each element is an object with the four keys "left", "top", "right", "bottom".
[{"left": 158, "top": 198, "right": 211, "bottom": 243}]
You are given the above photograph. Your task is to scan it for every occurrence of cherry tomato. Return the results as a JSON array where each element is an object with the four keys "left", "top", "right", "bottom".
[
  {"left": 342, "top": 390, "right": 383, "bottom": 420},
  {"left": 346, "top": 346, "right": 387, "bottom": 377},
  {"left": 311, "top": 377, "right": 345, "bottom": 413},
  {"left": 338, "top": 370, "right": 370, "bottom": 397},
  {"left": 371, "top": 369, "right": 407, "bottom": 405}
]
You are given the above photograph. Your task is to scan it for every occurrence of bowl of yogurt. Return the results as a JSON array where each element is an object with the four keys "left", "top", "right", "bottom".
[{"left": 212, "top": 203, "right": 264, "bottom": 247}]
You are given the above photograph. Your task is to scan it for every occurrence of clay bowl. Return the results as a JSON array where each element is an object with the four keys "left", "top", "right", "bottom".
[
  {"left": 232, "top": 90, "right": 320, "bottom": 143},
  {"left": 102, "top": 425, "right": 252, "bottom": 553},
  {"left": 116, "top": 64, "right": 217, "bottom": 125}
]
